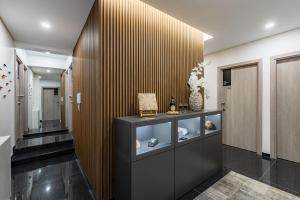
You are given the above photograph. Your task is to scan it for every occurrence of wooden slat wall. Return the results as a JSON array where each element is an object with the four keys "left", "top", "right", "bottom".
[{"left": 73, "top": 0, "right": 203, "bottom": 199}]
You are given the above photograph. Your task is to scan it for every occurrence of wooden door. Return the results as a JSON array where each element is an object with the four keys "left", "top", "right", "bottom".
[
  {"left": 16, "top": 62, "right": 27, "bottom": 136},
  {"left": 277, "top": 57, "right": 300, "bottom": 163},
  {"left": 223, "top": 65, "right": 258, "bottom": 152},
  {"left": 43, "top": 88, "right": 61, "bottom": 121},
  {"left": 61, "top": 73, "right": 66, "bottom": 127}
]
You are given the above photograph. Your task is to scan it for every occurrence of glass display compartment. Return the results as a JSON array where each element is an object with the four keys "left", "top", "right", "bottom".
[
  {"left": 136, "top": 122, "right": 172, "bottom": 156},
  {"left": 177, "top": 117, "right": 201, "bottom": 143},
  {"left": 204, "top": 113, "right": 221, "bottom": 135}
]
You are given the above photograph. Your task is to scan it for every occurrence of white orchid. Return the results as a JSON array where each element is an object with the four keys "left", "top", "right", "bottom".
[{"left": 188, "top": 62, "right": 209, "bottom": 100}]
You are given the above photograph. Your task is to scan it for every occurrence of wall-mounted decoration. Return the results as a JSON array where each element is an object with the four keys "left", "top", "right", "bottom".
[
  {"left": 3, "top": 95, "right": 7, "bottom": 99},
  {"left": 0, "top": 68, "right": 2, "bottom": 71},
  {"left": 8, "top": 89, "right": 11, "bottom": 93},
  {"left": 9, "top": 80, "right": 12, "bottom": 83},
  {"left": 1, "top": 75, "right": 6, "bottom": 79},
  {"left": 0, "top": 86, "right": 2, "bottom": 90},
  {"left": 138, "top": 93, "right": 158, "bottom": 117},
  {"left": 188, "top": 62, "right": 209, "bottom": 111},
  {"left": 8, "top": 71, "right": 11, "bottom": 75},
  {"left": 5, "top": 83, "right": 9, "bottom": 86},
  {"left": 3, "top": 64, "right": 6, "bottom": 68}
]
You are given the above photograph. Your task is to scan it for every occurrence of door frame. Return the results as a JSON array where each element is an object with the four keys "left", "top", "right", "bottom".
[
  {"left": 270, "top": 51, "right": 300, "bottom": 159},
  {"left": 41, "top": 87, "right": 61, "bottom": 121},
  {"left": 217, "top": 59, "right": 263, "bottom": 155}
]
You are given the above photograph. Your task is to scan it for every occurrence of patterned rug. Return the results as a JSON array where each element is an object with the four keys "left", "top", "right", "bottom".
[{"left": 194, "top": 171, "right": 300, "bottom": 200}]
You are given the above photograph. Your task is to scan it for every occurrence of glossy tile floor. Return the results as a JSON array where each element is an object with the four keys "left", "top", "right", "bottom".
[
  {"left": 12, "top": 154, "right": 95, "bottom": 200},
  {"left": 24, "top": 120, "right": 68, "bottom": 136},
  {"left": 179, "top": 145, "right": 300, "bottom": 200}
]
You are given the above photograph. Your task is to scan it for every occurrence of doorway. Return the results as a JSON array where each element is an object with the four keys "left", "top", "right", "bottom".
[
  {"left": 42, "top": 88, "right": 61, "bottom": 122},
  {"left": 218, "top": 60, "right": 263, "bottom": 154},
  {"left": 271, "top": 52, "right": 300, "bottom": 162},
  {"left": 15, "top": 57, "right": 28, "bottom": 137}
]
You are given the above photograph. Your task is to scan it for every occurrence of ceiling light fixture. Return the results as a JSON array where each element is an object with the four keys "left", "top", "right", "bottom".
[
  {"left": 45, "top": 185, "right": 51, "bottom": 192},
  {"left": 203, "top": 33, "right": 214, "bottom": 41},
  {"left": 45, "top": 51, "right": 51, "bottom": 55},
  {"left": 265, "top": 22, "right": 275, "bottom": 29},
  {"left": 40, "top": 21, "right": 51, "bottom": 29},
  {"left": 46, "top": 69, "right": 51, "bottom": 73}
]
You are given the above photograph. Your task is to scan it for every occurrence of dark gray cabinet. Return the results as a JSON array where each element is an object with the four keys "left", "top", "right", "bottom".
[{"left": 113, "top": 110, "right": 222, "bottom": 200}]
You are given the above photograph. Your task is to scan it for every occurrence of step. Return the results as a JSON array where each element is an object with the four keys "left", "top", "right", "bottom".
[
  {"left": 11, "top": 143, "right": 75, "bottom": 166},
  {"left": 14, "top": 134, "right": 73, "bottom": 154},
  {"left": 23, "top": 128, "right": 69, "bottom": 139}
]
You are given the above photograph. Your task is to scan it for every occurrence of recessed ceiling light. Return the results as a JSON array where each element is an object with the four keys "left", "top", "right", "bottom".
[
  {"left": 45, "top": 185, "right": 51, "bottom": 192},
  {"left": 45, "top": 51, "right": 51, "bottom": 54},
  {"left": 40, "top": 21, "right": 51, "bottom": 29},
  {"left": 265, "top": 22, "right": 275, "bottom": 29},
  {"left": 203, "top": 33, "right": 214, "bottom": 41},
  {"left": 46, "top": 69, "right": 51, "bottom": 73}
]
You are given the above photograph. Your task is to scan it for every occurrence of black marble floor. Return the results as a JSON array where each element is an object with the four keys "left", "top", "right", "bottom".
[
  {"left": 12, "top": 154, "right": 96, "bottom": 200},
  {"left": 179, "top": 145, "right": 300, "bottom": 200},
  {"left": 15, "top": 134, "right": 73, "bottom": 151},
  {"left": 24, "top": 120, "right": 68, "bottom": 138}
]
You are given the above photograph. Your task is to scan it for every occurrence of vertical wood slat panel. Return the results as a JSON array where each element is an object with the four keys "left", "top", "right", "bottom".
[{"left": 73, "top": 0, "right": 203, "bottom": 199}]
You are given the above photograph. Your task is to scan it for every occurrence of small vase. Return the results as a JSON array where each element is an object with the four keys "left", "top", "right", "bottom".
[{"left": 189, "top": 91, "right": 203, "bottom": 111}]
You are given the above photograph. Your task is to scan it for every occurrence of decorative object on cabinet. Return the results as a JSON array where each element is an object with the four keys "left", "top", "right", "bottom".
[
  {"left": 170, "top": 96, "right": 176, "bottom": 111},
  {"left": 178, "top": 127, "right": 189, "bottom": 136},
  {"left": 205, "top": 120, "right": 216, "bottom": 130},
  {"left": 167, "top": 96, "right": 179, "bottom": 115},
  {"left": 138, "top": 93, "right": 158, "bottom": 117},
  {"left": 136, "top": 140, "right": 141, "bottom": 149},
  {"left": 205, "top": 113, "right": 222, "bottom": 135},
  {"left": 188, "top": 62, "right": 209, "bottom": 111},
  {"left": 148, "top": 138, "right": 159, "bottom": 147}
]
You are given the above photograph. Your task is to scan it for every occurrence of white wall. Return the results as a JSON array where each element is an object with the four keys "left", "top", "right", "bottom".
[
  {"left": 27, "top": 68, "right": 34, "bottom": 129},
  {"left": 65, "top": 67, "right": 73, "bottom": 131},
  {"left": 0, "top": 19, "right": 15, "bottom": 150},
  {"left": 205, "top": 28, "right": 300, "bottom": 154}
]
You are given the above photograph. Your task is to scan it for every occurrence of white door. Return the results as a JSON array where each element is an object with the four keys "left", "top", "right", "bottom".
[{"left": 43, "top": 88, "right": 61, "bottom": 121}]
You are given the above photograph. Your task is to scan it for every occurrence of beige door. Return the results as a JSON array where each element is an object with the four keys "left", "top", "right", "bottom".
[
  {"left": 43, "top": 88, "right": 61, "bottom": 121},
  {"left": 16, "top": 62, "right": 28, "bottom": 136},
  {"left": 222, "top": 65, "right": 258, "bottom": 152},
  {"left": 276, "top": 57, "right": 300, "bottom": 163}
]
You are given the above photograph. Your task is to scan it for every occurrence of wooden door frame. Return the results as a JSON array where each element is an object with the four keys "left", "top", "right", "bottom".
[
  {"left": 217, "top": 59, "right": 263, "bottom": 155},
  {"left": 270, "top": 51, "right": 300, "bottom": 159}
]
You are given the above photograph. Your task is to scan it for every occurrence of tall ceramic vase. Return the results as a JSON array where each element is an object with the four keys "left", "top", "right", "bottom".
[{"left": 189, "top": 91, "right": 203, "bottom": 111}]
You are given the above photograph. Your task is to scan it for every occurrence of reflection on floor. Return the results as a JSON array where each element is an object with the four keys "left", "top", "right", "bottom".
[
  {"left": 179, "top": 145, "right": 300, "bottom": 200},
  {"left": 24, "top": 120, "right": 68, "bottom": 139},
  {"left": 12, "top": 154, "right": 95, "bottom": 200}
]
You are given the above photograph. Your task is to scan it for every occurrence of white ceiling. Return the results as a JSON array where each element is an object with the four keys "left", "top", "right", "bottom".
[
  {"left": 142, "top": 0, "right": 300, "bottom": 54},
  {"left": 1, "top": 0, "right": 300, "bottom": 55},
  {"left": 0, "top": 0, "right": 94, "bottom": 55},
  {"left": 30, "top": 66, "right": 63, "bottom": 81}
]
